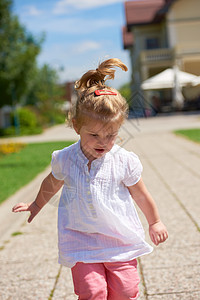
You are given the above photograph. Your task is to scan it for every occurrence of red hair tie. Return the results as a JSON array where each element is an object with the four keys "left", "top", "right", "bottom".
[{"left": 95, "top": 90, "right": 117, "bottom": 96}]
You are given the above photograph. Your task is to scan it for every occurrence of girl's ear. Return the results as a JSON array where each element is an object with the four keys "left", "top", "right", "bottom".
[{"left": 72, "top": 119, "right": 80, "bottom": 134}]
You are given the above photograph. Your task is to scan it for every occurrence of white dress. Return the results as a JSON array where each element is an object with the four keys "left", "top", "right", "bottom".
[{"left": 51, "top": 140, "right": 153, "bottom": 267}]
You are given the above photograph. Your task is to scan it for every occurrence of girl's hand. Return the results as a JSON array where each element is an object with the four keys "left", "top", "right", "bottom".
[
  {"left": 149, "top": 220, "right": 168, "bottom": 246},
  {"left": 12, "top": 201, "right": 41, "bottom": 223}
]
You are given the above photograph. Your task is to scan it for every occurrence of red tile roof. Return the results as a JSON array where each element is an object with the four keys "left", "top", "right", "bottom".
[{"left": 125, "top": 0, "right": 166, "bottom": 28}]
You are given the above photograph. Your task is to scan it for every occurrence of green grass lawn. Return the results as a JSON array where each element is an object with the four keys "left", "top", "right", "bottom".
[
  {"left": 0, "top": 141, "right": 74, "bottom": 204},
  {"left": 174, "top": 128, "right": 200, "bottom": 143}
]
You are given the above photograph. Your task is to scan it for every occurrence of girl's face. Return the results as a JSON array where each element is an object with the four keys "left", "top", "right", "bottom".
[{"left": 73, "top": 117, "right": 121, "bottom": 163}]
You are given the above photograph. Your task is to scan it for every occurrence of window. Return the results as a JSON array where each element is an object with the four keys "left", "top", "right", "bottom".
[{"left": 146, "top": 38, "right": 160, "bottom": 49}]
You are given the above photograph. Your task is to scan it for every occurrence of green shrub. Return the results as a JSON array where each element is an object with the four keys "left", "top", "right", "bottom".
[
  {"left": 12, "top": 107, "right": 37, "bottom": 128},
  {"left": 0, "top": 107, "right": 43, "bottom": 137},
  {"left": 2, "top": 125, "right": 42, "bottom": 137}
]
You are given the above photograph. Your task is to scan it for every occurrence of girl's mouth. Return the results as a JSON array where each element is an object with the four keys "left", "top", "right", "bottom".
[{"left": 95, "top": 148, "right": 105, "bottom": 154}]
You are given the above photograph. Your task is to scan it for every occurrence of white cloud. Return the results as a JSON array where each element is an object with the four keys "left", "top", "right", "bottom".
[
  {"left": 74, "top": 41, "right": 101, "bottom": 53},
  {"left": 22, "top": 5, "right": 43, "bottom": 16},
  {"left": 53, "top": 0, "right": 123, "bottom": 14}
]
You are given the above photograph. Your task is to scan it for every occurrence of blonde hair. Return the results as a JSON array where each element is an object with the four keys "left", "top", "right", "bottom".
[{"left": 67, "top": 58, "right": 129, "bottom": 129}]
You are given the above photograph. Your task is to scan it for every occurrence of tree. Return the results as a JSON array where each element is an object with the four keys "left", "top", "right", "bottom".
[
  {"left": 25, "top": 64, "right": 62, "bottom": 105},
  {"left": 0, "top": 0, "right": 43, "bottom": 108},
  {"left": 0, "top": 0, "right": 65, "bottom": 130},
  {"left": 25, "top": 64, "right": 65, "bottom": 125}
]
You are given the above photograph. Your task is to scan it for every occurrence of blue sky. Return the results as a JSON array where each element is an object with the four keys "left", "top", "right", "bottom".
[{"left": 12, "top": 0, "right": 132, "bottom": 88}]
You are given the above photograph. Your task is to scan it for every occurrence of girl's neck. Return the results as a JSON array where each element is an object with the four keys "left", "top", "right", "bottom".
[{"left": 87, "top": 161, "right": 92, "bottom": 171}]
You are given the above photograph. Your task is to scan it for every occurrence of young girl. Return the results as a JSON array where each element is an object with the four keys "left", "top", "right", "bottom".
[{"left": 12, "top": 58, "right": 168, "bottom": 300}]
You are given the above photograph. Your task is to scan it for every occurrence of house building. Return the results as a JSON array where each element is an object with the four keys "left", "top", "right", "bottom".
[
  {"left": 61, "top": 81, "right": 77, "bottom": 112},
  {"left": 123, "top": 0, "right": 200, "bottom": 112},
  {"left": 0, "top": 106, "right": 12, "bottom": 129}
]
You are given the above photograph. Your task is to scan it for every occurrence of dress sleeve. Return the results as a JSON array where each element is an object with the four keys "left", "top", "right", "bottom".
[
  {"left": 122, "top": 152, "right": 143, "bottom": 186},
  {"left": 51, "top": 150, "right": 65, "bottom": 180}
]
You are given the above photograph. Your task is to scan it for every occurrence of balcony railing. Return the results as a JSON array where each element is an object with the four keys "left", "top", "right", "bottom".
[{"left": 140, "top": 48, "right": 174, "bottom": 63}]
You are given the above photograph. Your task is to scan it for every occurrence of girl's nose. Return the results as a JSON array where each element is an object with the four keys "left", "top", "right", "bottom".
[{"left": 97, "top": 136, "right": 107, "bottom": 146}]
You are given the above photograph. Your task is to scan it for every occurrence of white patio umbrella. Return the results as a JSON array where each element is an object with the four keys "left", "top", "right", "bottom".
[
  {"left": 141, "top": 68, "right": 199, "bottom": 90},
  {"left": 172, "top": 65, "right": 184, "bottom": 108},
  {"left": 183, "top": 76, "right": 200, "bottom": 99},
  {"left": 192, "top": 76, "right": 200, "bottom": 87}
]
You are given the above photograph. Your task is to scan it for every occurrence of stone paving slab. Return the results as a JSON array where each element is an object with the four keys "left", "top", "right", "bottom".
[
  {"left": 143, "top": 264, "right": 200, "bottom": 295},
  {"left": 52, "top": 267, "right": 79, "bottom": 300},
  {"left": 142, "top": 244, "right": 200, "bottom": 268}
]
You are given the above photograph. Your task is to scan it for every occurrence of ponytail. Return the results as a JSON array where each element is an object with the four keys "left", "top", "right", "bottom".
[{"left": 75, "top": 58, "right": 128, "bottom": 90}]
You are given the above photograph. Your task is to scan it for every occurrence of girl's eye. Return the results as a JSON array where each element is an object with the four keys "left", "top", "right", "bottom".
[{"left": 108, "top": 134, "right": 117, "bottom": 138}]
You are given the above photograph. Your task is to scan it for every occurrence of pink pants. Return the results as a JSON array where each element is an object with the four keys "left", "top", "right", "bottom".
[{"left": 71, "top": 259, "right": 140, "bottom": 300}]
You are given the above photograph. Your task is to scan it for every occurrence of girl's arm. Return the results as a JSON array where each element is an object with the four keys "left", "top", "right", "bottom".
[
  {"left": 127, "top": 178, "right": 168, "bottom": 246},
  {"left": 12, "top": 172, "right": 64, "bottom": 223}
]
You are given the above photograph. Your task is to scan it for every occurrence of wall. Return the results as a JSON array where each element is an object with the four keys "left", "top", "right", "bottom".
[{"left": 166, "top": 0, "right": 200, "bottom": 74}]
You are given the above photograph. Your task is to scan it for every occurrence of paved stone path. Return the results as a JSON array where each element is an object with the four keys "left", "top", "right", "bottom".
[{"left": 0, "top": 114, "right": 200, "bottom": 299}]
